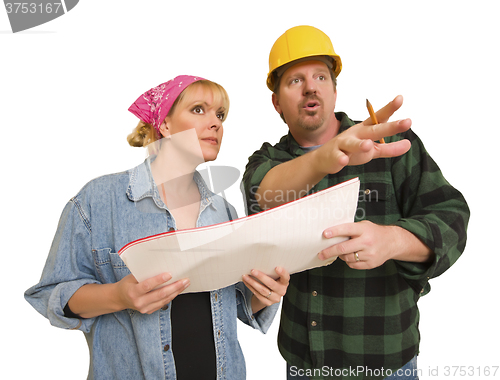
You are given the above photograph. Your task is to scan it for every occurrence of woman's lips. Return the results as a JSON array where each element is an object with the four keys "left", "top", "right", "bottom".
[{"left": 201, "top": 137, "right": 218, "bottom": 145}]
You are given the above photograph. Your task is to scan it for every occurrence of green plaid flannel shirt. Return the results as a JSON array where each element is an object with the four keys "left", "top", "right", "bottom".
[{"left": 241, "top": 112, "right": 469, "bottom": 379}]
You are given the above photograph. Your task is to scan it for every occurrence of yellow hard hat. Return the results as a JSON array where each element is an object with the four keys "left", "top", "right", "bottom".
[{"left": 267, "top": 25, "right": 342, "bottom": 91}]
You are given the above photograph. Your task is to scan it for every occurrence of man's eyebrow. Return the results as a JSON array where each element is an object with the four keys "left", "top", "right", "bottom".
[{"left": 314, "top": 68, "right": 329, "bottom": 75}]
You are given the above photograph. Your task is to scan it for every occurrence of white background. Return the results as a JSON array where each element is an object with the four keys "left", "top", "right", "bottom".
[{"left": 1, "top": 1, "right": 498, "bottom": 379}]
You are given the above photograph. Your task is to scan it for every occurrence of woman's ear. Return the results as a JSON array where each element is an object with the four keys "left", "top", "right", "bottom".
[{"left": 158, "top": 119, "right": 171, "bottom": 138}]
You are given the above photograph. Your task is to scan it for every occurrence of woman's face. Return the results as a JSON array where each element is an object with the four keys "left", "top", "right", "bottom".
[{"left": 161, "top": 86, "right": 225, "bottom": 162}]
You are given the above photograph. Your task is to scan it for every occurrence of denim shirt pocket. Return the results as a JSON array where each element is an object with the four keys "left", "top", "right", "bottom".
[
  {"left": 93, "top": 248, "right": 131, "bottom": 284},
  {"left": 93, "top": 248, "right": 145, "bottom": 318}
]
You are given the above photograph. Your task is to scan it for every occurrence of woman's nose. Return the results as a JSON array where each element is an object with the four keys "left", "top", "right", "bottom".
[{"left": 210, "top": 114, "right": 222, "bottom": 130}]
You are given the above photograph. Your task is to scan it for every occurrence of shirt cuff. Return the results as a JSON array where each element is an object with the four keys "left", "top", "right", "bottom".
[
  {"left": 47, "top": 279, "right": 100, "bottom": 332},
  {"left": 235, "top": 282, "right": 279, "bottom": 333}
]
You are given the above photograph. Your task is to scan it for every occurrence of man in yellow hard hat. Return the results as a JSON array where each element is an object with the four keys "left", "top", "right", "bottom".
[{"left": 242, "top": 25, "right": 469, "bottom": 379}]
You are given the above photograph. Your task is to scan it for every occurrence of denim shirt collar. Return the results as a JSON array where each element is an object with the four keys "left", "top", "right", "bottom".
[{"left": 126, "top": 157, "right": 217, "bottom": 212}]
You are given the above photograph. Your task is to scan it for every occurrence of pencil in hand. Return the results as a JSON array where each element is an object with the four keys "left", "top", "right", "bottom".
[{"left": 366, "top": 99, "right": 385, "bottom": 144}]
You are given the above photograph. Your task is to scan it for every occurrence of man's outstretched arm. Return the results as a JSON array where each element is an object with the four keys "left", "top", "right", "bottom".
[{"left": 256, "top": 96, "right": 412, "bottom": 210}]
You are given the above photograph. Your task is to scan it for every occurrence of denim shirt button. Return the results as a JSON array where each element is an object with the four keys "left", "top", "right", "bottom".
[
  {"left": 163, "top": 344, "right": 170, "bottom": 351},
  {"left": 168, "top": 227, "right": 175, "bottom": 232},
  {"left": 162, "top": 304, "right": 169, "bottom": 311}
]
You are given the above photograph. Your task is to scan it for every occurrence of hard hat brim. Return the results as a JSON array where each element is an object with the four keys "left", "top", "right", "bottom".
[{"left": 266, "top": 54, "right": 342, "bottom": 91}]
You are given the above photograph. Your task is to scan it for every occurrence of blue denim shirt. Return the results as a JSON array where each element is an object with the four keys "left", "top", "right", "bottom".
[{"left": 25, "top": 158, "right": 278, "bottom": 380}]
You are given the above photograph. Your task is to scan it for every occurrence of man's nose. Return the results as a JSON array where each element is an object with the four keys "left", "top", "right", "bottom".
[{"left": 303, "top": 77, "right": 317, "bottom": 95}]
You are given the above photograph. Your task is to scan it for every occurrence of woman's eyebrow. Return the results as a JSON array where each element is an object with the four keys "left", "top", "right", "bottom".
[{"left": 186, "top": 100, "right": 211, "bottom": 110}]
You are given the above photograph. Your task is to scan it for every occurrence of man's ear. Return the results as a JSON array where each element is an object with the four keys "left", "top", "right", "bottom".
[
  {"left": 271, "top": 93, "right": 282, "bottom": 114},
  {"left": 272, "top": 93, "right": 287, "bottom": 124}
]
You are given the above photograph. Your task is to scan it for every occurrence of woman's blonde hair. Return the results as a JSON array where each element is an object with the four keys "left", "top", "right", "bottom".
[
  {"left": 127, "top": 120, "right": 159, "bottom": 147},
  {"left": 127, "top": 80, "right": 230, "bottom": 148}
]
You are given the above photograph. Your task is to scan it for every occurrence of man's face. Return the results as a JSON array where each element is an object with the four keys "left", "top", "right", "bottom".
[{"left": 272, "top": 60, "right": 337, "bottom": 137}]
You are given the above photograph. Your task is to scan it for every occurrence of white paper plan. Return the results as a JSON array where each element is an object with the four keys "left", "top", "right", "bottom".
[{"left": 119, "top": 177, "right": 360, "bottom": 293}]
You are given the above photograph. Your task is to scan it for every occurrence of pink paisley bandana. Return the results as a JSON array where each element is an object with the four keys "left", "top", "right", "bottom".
[{"left": 128, "top": 75, "right": 205, "bottom": 136}]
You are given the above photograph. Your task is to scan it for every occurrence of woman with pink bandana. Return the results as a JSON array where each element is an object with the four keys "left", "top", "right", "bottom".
[{"left": 25, "top": 75, "right": 289, "bottom": 380}]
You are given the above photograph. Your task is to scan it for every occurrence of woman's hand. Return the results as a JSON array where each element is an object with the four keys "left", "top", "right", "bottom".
[
  {"left": 116, "top": 273, "right": 190, "bottom": 315},
  {"left": 242, "top": 267, "right": 290, "bottom": 314},
  {"left": 67, "top": 272, "right": 190, "bottom": 319}
]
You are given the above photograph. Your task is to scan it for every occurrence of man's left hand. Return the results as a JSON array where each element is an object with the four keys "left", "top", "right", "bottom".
[
  {"left": 319, "top": 221, "right": 401, "bottom": 269},
  {"left": 319, "top": 221, "right": 434, "bottom": 269}
]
